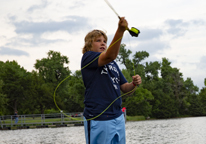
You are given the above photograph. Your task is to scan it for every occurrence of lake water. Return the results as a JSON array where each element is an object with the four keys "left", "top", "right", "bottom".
[{"left": 0, "top": 117, "right": 206, "bottom": 144}]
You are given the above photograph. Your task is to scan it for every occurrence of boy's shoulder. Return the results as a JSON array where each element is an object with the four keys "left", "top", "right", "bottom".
[
  {"left": 84, "top": 51, "right": 101, "bottom": 56},
  {"left": 82, "top": 51, "right": 101, "bottom": 61}
]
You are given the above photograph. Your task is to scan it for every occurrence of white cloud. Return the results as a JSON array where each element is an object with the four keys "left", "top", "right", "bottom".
[
  {"left": 27, "top": 0, "right": 49, "bottom": 12},
  {"left": 0, "top": 47, "right": 29, "bottom": 56}
]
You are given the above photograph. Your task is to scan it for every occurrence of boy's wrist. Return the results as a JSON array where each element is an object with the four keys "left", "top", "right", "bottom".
[{"left": 117, "top": 27, "right": 126, "bottom": 33}]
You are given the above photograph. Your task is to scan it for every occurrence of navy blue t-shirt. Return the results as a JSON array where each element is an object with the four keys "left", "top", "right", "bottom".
[{"left": 81, "top": 51, "right": 127, "bottom": 120}]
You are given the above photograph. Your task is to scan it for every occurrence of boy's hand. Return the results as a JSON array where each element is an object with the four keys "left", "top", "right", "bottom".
[
  {"left": 132, "top": 75, "right": 142, "bottom": 86},
  {"left": 118, "top": 17, "right": 128, "bottom": 32}
]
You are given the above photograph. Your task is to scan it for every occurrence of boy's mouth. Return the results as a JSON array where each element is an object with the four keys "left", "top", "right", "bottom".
[{"left": 100, "top": 47, "right": 106, "bottom": 51}]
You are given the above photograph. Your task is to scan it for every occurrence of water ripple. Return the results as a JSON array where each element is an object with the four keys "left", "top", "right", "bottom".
[{"left": 0, "top": 117, "right": 206, "bottom": 144}]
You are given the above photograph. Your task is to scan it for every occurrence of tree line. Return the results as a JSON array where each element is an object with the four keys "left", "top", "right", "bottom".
[{"left": 0, "top": 45, "right": 206, "bottom": 119}]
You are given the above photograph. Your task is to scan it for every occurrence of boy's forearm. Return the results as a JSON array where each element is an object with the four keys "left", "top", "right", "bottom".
[
  {"left": 121, "top": 82, "right": 137, "bottom": 95},
  {"left": 105, "top": 28, "right": 125, "bottom": 60}
]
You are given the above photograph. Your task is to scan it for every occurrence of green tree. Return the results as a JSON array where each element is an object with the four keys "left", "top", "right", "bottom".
[
  {"left": 34, "top": 50, "right": 70, "bottom": 84},
  {"left": 19, "top": 71, "right": 55, "bottom": 114},
  {"left": 159, "top": 58, "right": 187, "bottom": 117},
  {"left": 145, "top": 61, "right": 161, "bottom": 82},
  {"left": 65, "top": 70, "right": 85, "bottom": 112},
  {"left": 182, "top": 78, "right": 200, "bottom": 115},
  {"left": 0, "top": 80, "right": 8, "bottom": 115},
  {"left": 116, "top": 44, "right": 203, "bottom": 118},
  {"left": 152, "top": 86, "right": 178, "bottom": 118},
  {"left": 199, "top": 78, "right": 206, "bottom": 115},
  {"left": 117, "top": 44, "right": 153, "bottom": 116},
  {"left": 0, "top": 61, "right": 28, "bottom": 114},
  {"left": 34, "top": 50, "right": 71, "bottom": 113},
  {"left": 116, "top": 44, "right": 149, "bottom": 79},
  {"left": 123, "top": 87, "right": 153, "bottom": 117}
]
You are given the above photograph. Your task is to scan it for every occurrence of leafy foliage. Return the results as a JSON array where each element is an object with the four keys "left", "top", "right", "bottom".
[{"left": 0, "top": 46, "right": 205, "bottom": 118}]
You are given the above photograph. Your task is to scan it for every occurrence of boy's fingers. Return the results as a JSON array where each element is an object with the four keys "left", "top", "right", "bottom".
[{"left": 132, "top": 75, "right": 142, "bottom": 85}]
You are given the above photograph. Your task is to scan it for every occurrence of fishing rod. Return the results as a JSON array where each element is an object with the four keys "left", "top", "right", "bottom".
[{"left": 104, "top": 0, "right": 140, "bottom": 37}]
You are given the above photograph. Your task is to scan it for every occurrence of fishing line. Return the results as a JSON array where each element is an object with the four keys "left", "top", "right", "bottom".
[
  {"left": 53, "top": 0, "right": 140, "bottom": 121},
  {"left": 53, "top": 37, "right": 138, "bottom": 121}
]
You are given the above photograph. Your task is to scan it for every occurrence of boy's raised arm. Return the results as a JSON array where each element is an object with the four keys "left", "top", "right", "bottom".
[{"left": 98, "top": 17, "right": 128, "bottom": 67}]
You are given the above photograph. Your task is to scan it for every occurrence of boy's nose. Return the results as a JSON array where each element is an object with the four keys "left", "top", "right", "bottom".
[{"left": 101, "top": 42, "right": 105, "bottom": 45}]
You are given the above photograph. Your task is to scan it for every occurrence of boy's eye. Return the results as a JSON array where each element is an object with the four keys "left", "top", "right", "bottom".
[
  {"left": 95, "top": 38, "right": 106, "bottom": 43},
  {"left": 95, "top": 39, "right": 100, "bottom": 42}
]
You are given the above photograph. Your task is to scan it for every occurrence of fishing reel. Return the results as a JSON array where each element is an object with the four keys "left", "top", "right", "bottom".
[{"left": 127, "top": 27, "right": 140, "bottom": 37}]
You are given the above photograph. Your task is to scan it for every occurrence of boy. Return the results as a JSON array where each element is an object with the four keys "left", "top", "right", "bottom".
[{"left": 81, "top": 17, "right": 142, "bottom": 144}]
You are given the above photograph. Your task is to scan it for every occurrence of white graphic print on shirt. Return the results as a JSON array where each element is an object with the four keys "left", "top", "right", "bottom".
[{"left": 101, "top": 63, "right": 120, "bottom": 90}]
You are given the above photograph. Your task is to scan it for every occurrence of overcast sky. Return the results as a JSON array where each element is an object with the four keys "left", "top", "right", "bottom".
[{"left": 0, "top": 0, "right": 205, "bottom": 90}]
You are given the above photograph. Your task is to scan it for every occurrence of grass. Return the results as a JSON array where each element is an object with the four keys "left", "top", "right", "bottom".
[
  {"left": 126, "top": 115, "right": 145, "bottom": 121},
  {"left": 1, "top": 115, "right": 146, "bottom": 127},
  {"left": 0, "top": 116, "right": 83, "bottom": 125}
]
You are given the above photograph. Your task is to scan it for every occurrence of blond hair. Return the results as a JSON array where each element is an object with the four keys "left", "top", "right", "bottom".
[{"left": 82, "top": 30, "right": 107, "bottom": 54}]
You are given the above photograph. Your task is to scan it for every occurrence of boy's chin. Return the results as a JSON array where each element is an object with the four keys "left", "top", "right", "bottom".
[{"left": 99, "top": 49, "right": 106, "bottom": 52}]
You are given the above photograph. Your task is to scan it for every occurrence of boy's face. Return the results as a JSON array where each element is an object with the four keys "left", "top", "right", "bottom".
[{"left": 91, "top": 35, "right": 107, "bottom": 53}]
